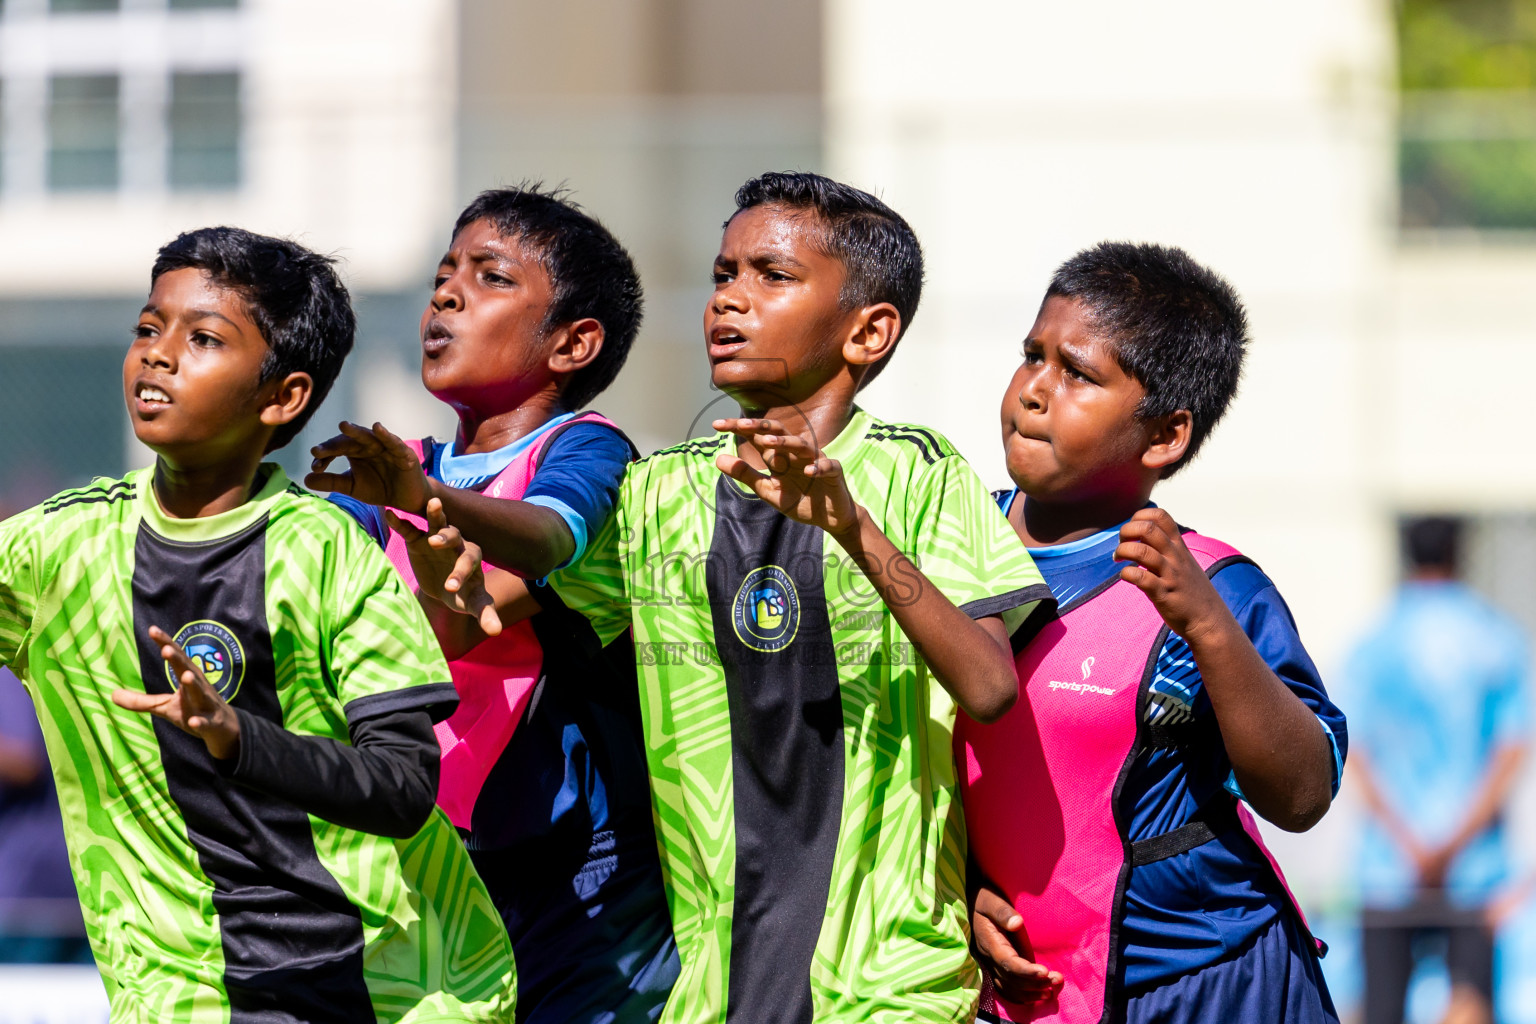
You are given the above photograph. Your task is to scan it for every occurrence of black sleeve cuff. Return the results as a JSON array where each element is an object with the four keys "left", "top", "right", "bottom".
[
  {"left": 960, "top": 583, "right": 1055, "bottom": 621},
  {"left": 344, "top": 682, "right": 459, "bottom": 726},
  {"left": 215, "top": 708, "right": 258, "bottom": 779}
]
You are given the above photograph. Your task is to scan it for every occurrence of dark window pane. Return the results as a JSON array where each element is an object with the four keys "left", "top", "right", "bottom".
[
  {"left": 0, "top": 346, "right": 125, "bottom": 507},
  {"left": 169, "top": 72, "right": 240, "bottom": 190},
  {"left": 49, "top": 0, "right": 120, "bottom": 11},
  {"left": 48, "top": 74, "right": 119, "bottom": 191},
  {"left": 169, "top": 0, "right": 239, "bottom": 7}
]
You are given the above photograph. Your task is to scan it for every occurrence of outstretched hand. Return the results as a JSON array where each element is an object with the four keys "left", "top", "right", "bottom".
[
  {"left": 306, "top": 421, "right": 433, "bottom": 514},
  {"left": 972, "top": 883, "right": 1064, "bottom": 1004},
  {"left": 112, "top": 626, "right": 242, "bottom": 760},
  {"left": 385, "top": 498, "right": 503, "bottom": 637},
  {"left": 713, "top": 418, "right": 861, "bottom": 536}
]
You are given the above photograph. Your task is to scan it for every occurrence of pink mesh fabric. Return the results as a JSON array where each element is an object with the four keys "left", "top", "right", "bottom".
[{"left": 380, "top": 416, "right": 619, "bottom": 829}]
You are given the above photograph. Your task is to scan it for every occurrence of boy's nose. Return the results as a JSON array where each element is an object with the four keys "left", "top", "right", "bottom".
[
  {"left": 140, "top": 336, "right": 174, "bottom": 370},
  {"left": 1019, "top": 370, "right": 1049, "bottom": 410},
  {"left": 711, "top": 284, "right": 748, "bottom": 314},
  {"left": 432, "top": 275, "right": 464, "bottom": 311}
]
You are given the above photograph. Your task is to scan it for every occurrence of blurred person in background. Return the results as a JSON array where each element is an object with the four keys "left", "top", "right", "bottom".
[
  {"left": 0, "top": 665, "right": 87, "bottom": 964},
  {"left": 1348, "top": 515, "right": 1531, "bottom": 1024}
]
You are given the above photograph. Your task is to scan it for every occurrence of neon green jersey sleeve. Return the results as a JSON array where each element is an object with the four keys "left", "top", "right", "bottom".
[
  {"left": 0, "top": 505, "right": 44, "bottom": 668},
  {"left": 905, "top": 452, "right": 1049, "bottom": 633},
  {"left": 320, "top": 520, "right": 454, "bottom": 717},
  {"left": 545, "top": 502, "right": 632, "bottom": 646}
]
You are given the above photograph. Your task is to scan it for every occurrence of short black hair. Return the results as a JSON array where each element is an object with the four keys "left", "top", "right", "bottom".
[
  {"left": 151, "top": 226, "right": 355, "bottom": 451},
  {"left": 1401, "top": 515, "right": 1462, "bottom": 570},
  {"left": 1046, "top": 242, "right": 1248, "bottom": 477},
  {"left": 453, "top": 185, "right": 643, "bottom": 410},
  {"left": 732, "top": 171, "right": 924, "bottom": 389}
]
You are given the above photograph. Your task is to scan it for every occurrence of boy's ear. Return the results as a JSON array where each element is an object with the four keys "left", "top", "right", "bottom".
[
  {"left": 547, "top": 317, "right": 606, "bottom": 375},
  {"left": 843, "top": 302, "right": 902, "bottom": 371},
  {"left": 259, "top": 371, "right": 314, "bottom": 430},
  {"left": 1142, "top": 409, "right": 1192, "bottom": 474}
]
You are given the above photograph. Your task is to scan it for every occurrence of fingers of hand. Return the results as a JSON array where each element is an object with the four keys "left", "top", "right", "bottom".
[
  {"left": 755, "top": 431, "right": 816, "bottom": 464},
  {"left": 803, "top": 456, "right": 841, "bottom": 480},
  {"left": 370, "top": 422, "right": 419, "bottom": 469},
  {"left": 477, "top": 600, "right": 503, "bottom": 637},
  {"left": 1113, "top": 540, "right": 1163, "bottom": 576},
  {"left": 338, "top": 420, "right": 382, "bottom": 448},
  {"left": 383, "top": 509, "right": 426, "bottom": 543},
  {"left": 976, "top": 887, "right": 1025, "bottom": 932},
  {"left": 446, "top": 543, "right": 481, "bottom": 594},
  {"left": 715, "top": 453, "right": 762, "bottom": 483},
  {"left": 111, "top": 688, "right": 160, "bottom": 712},
  {"left": 308, "top": 432, "right": 363, "bottom": 465},
  {"left": 302, "top": 470, "right": 352, "bottom": 494},
  {"left": 713, "top": 417, "right": 787, "bottom": 437},
  {"left": 424, "top": 497, "right": 449, "bottom": 534}
]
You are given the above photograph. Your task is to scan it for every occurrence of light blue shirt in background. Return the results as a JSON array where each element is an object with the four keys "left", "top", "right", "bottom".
[{"left": 1348, "top": 580, "right": 1531, "bottom": 908}]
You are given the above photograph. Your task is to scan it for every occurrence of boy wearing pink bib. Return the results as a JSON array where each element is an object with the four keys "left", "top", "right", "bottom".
[
  {"left": 958, "top": 243, "right": 1344, "bottom": 1024},
  {"left": 307, "top": 188, "right": 678, "bottom": 1024}
]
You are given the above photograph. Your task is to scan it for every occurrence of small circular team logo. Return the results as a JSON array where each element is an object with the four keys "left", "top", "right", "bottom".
[
  {"left": 167, "top": 620, "right": 246, "bottom": 701},
  {"left": 732, "top": 566, "right": 800, "bottom": 653}
]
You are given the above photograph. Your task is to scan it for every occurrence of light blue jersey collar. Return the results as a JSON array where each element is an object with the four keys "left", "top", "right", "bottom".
[
  {"left": 434, "top": 412, "right": 579, "bottom": 491},
  {"left": 999, "top": 488, "right": 1151, "bottom": 557}
]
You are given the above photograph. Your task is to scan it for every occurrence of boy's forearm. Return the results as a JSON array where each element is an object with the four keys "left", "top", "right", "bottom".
[
  {"left": 1183, "top": 616, "right": 1333, "bottom": 831},
  {"left": 425, "top": 479, "right": 573, "bottom": 578},
  {"left": 1444, "top": 742, "right": 1527, "bottom": 856},
  {"left": 1349, "top": 752, "right": 1417, "bottom": 847},
  {"left": 221, "top": 708, "right": 440, "bottom": 839},
  {"left": 832, "top": 505, "right": 1018, "bottom": 722}
]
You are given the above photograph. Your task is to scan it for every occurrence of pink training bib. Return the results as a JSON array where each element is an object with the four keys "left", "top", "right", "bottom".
[
  {"left": 958, "top": 533, "right": 1318, "bottom": 1024},
  {"left": 383, "top": 412, "right": 620, "bottom": 830}
]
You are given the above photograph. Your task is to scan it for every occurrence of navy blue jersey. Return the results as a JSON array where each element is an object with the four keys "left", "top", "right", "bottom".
[
  {"left": 335, "top": 415, "right": 677, "bottom": 1024},
  {"left": 998, "top": 492, "right": 1346, "bottom": 991}
]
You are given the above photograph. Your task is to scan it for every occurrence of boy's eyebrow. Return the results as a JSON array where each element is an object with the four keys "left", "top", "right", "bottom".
[
  {"left": 137, "top": 304, "right": 240, "bottom": 330},
  {"left": 749, "top": 246, "right": 809, "bottom": 269},
  {"left": 468, "top": 246, "right": 525, "bottom": 265},
  {"left": 186, "top": 308, "right": 241, "bottom": 329},
  {"left": 1058, "top": 339, "right": 1109, "bottom": 374}
]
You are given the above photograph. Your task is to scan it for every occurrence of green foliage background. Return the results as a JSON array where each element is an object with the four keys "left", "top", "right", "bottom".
[{"left": 1398, "top": 0, "right": 1536, "bottom": 228}]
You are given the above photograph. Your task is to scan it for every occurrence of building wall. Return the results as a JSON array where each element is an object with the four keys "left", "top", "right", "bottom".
[
  {"left": 824, "top": 0, "right": 1393, "bottom": 903},
  {"left": 431, "top": 0, "right": 825, "bottom": 455},
  {"left": 824, "top": 0, "right": 1536, "bottom": 936},
  {"left": 0, "top": 0, "right": 457, "bottom": 484}
]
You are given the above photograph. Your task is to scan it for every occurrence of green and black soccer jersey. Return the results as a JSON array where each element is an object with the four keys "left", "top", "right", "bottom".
[
  {"left": 546, "top": 408, "right": 1050, "bottom": 1024},
  {"left": 0, "top": 465, "right": 515, "bottom": 1024}
]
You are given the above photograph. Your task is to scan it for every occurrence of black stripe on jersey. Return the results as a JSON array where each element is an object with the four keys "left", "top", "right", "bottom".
[
  {"left": 866, "top": 424, "right": 942, "bottom": 465},
  {"left": 648, "top": 435, "right": 730, "bottom": 461},
  {"left": 131, "top": 518, "right": 374, "bottom": 1022},
  {"left": 707, "top": 479, "right": 843, "bottom": 1024},
  {"left": 43, "top": 481, "right": 136, "bottom": 514}
]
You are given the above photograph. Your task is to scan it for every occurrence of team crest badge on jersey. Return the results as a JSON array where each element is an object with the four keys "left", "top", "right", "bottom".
[
  {"left": 167, "top": 620, "right": 246, "bottom": 701},
  {"left": 732, "top": 566, "right": 801, "bottom": 653}
]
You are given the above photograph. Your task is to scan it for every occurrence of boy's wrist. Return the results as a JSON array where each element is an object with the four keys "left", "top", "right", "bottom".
[
  {"left": 1167, "top": 593, "right": 1240, "bottom": 652},
  {"left": 827, "top": 503, "right": 872, "bottom": 550},
  {"left": 416, "top": 476, "right": 442, "bottom": 516}
]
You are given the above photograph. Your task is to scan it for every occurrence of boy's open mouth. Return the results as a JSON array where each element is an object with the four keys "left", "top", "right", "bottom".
[
  {"left": 422, "top": 318, "right": 454, "bottom": 355},
  {"left": 708, "top": 326, "right": 748, "bottom": 361},
  {"left": 134, "top": 381, "right": 173, "bottom": 409}
]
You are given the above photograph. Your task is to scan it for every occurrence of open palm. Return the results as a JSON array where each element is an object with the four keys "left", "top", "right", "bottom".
[{"left": 713, "top": 418, "right": 859, "bottom": 535}]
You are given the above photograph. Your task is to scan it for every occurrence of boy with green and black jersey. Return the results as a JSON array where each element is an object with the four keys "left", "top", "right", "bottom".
[
  {"left": 406, "top": 173, "right": 1051, "bottom": 1024},
  {"left": 0, "top": 228, "right": 514, "bottom": 1022}
]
